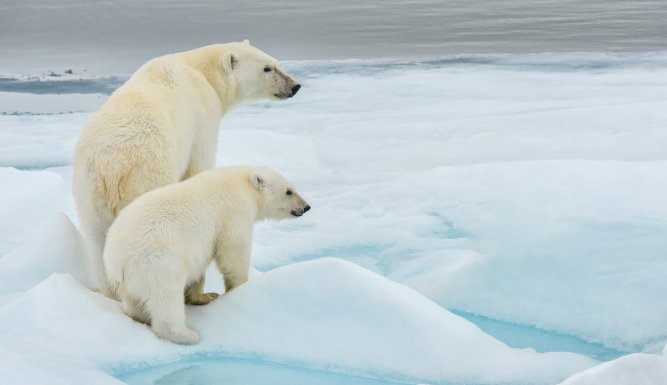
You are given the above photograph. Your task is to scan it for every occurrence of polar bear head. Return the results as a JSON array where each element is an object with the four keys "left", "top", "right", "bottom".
[
  {"left": 250, "top": 168, "right": 310, "bottom": 220},
  {"left": 221, "top": 40, "right": 301, "bottom": 102}
]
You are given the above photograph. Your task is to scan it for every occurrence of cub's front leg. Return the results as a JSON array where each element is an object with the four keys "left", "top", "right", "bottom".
[
  {"left": 215, "top": 239, "right": 251, "bottom": 293},
  {"left": 184, "top": 274, "right": 220, "bottom": 305}
]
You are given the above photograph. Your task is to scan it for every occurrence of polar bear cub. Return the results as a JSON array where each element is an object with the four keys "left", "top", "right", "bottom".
[{"left": 103, "top": 166, "right": 310, "bottom": 344}]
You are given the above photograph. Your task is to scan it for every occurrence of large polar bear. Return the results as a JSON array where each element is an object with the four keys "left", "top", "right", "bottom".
[
  {"left": 103, "top": 166, "right": 310, "bottom": 344},
  {"left": 73, "top": 41, "right": 300, "bottom": 291}
]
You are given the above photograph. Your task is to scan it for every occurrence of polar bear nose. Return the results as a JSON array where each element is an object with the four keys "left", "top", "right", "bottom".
[
  {"left": 291, "top": 84, "right": 301, "bottom": 96},
  {"left": 303, "top": 205, "right": 311, "bottom": 213}
]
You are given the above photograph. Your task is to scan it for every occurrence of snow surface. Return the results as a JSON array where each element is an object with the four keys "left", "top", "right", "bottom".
[
  {"left": 0, "top": 255, "right": 596, "bottom": 385},
  {"left": 1, "top": 53, "right": 667, "bottom": 383},
  {"left": 0, "top": 168, "right": 69, "bottom": 255},
  {"left": 117, "top": 356, "right": 408, "bottom": 385},
  {"left": 228, "top": 54, "right": 667, "bottom": 353},
  {"left": 558, "top": 352, "right": 667, "bottom": 385}
]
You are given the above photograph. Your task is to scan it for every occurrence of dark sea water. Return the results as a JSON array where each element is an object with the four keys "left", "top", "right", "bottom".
[{"left": 1, "top": 0, "right": 666, "bottom": 73}]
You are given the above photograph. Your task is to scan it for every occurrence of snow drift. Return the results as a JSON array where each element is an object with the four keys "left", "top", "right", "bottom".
[
  {"left": 0, "top": 258, "right": 596, "bottom": 385},
  {"left": 558, "top": 351, "right": 667, "bottom": 385}
]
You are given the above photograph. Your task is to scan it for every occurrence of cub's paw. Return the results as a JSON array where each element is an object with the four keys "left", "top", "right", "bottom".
[
  {"left": 172, "top": 328, "right": 200, "bottom": 345},
  {"left": 185, "top": 292, "right": 220, "bottom": 305},
  {"left": 153, "top": 325, "right": 200, "bottom": 345}
]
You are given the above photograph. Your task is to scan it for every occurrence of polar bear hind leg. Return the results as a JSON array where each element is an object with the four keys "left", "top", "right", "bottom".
[
  {"left": 147, "top": 289, "right": 200, "bottom": 344},
  {"left": 73, "top": 174, "right": 115, "bottom": 292},
  {"left": 120, "top": 294, "right": 150, "bottom": 324},
  {"left": 123, "top": 257, "right": 200, "bottom": 344}
]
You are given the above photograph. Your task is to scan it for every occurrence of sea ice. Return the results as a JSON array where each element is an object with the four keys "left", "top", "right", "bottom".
[
  {"left": 558, "top": 351, "right": 667, "bottom": 385},
  {"left": 1, "top": 53, "right": 666, "bottom": 383},
  {"left": 0, "top": 259, "right": 596, "bottom": 385}
]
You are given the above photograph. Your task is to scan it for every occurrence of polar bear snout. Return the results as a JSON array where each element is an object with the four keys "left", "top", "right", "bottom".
[
  {"left": 272, "top": 70, "right": 301, "bottom": 99},
  {"left": 274, "top": 82, "right": 301, "bottom": 99},
  {"left": 291, "top": 204, "right": 311, "bottom": 217}
]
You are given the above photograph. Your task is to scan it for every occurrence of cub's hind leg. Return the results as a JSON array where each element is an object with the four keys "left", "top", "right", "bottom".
[
  {"left": 147, "top": 289, "right": 199, "bottom": 344},
  {"left": 121, "top": 294, "right": 150, "bottom": 324}
]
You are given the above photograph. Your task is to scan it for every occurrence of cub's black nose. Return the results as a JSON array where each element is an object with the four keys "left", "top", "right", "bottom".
[
  {"left": 291, "top": 84, "right": 301, "bottom": 96},
  {"left": 303, "top": 205, "right": 311, "bottom": 212}
]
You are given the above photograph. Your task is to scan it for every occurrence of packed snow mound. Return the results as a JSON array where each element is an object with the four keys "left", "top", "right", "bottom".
[
  {"left": 558, "top": 352, "right": 667, "bottom": 385},
  {"left": 0, "top": 168, "right": 68, "bottom": 256},
  {"left": 0, "top": 213, "right": 91, "bottom": 295},
  {"left": 189, "top": 258, "right": 596, "bottom": 384},
  {"left": 0, "top": 259, "right": 596, "bottom": 385},
  {"left": 384, "top": 160, "right": 667, "bottom": 352}
]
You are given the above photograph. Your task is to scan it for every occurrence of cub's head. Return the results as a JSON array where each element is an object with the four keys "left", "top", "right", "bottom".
[
  {"left": 222, "top": 40, "right": 301, "bottom": 101},
  {"left": 249, "top": 168, "right": 310, "bottom": 220}
]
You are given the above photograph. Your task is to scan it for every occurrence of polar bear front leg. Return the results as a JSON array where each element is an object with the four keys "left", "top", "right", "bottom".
[
  {"left": 215, "top": 241, "right": 251, "bottom": 293},
  {"left": 184, "top": 275, "right": 220, "bottom": 305}
]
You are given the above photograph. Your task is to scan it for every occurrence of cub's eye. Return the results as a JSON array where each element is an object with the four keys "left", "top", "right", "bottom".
[
  {"left": 264, "top": 67, "right": 272, "bottom": 72},
  {"left": 286, "top": 189, "right": 293, "bottom": 196}
]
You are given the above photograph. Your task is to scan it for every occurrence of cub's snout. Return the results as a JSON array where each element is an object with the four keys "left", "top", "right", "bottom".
[{"left": 291, "top": 204, "right": 311, "bottom": 217}]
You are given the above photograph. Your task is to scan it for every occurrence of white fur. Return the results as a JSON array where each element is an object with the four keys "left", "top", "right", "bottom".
[
  {"left": 103, "top": 166, "right": 309, "bottom": 344},
  {"left": 72, "top": 42, "right": 300, "bottom": 289}
]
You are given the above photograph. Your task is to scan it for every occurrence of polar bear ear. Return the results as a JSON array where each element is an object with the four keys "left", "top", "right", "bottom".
[
  {"left": 223, "top": 52, "right": 238, "bottom": 72},
  {"left": 242, "top": 39, "right": 251, "bottom": 46},
  {"left": 251, "top": 173, "right": 265, "bottom": 191}
]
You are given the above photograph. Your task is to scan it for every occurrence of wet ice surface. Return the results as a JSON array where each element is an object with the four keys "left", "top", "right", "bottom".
[
  {"left": 1, "top": 53, "right": 666, "bottom": 384},
  {"left": 450, "top": 310, "right": 625, "bottom": 362},
  {"left": 117, "top": 357, "right": 411, "bottom": 385}
]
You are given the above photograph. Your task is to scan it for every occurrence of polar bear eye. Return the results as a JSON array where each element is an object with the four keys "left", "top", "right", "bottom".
[
  {"left": 264, "top": 66, "right": 272, "bottom": 73},
  {"left": 286, "top": 189, "right": 293, "bottom": 196}
]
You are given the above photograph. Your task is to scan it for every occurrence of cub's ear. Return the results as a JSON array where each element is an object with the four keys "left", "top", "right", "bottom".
[
  {"left": 223, "top": 52, "right": 238, "bottom": 72},
  {"left": 242, "top": 39, "right": 251, "bottom": 46},
  {"left": 250, "top": 173, "right": 264, "bottom": 191}
]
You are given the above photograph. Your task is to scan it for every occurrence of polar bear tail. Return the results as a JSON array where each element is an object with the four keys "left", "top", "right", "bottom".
[{"left": 100, "top": 172, "right": 126, "bottom": 218}]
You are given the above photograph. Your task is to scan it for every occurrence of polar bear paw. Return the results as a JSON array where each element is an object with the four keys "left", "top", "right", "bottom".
[
  {"left": 152, "top": 323, "right": 200, "bottom": 345},
  {"left": 185, "top": 292, "right": 220, "bottom": 305}
]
